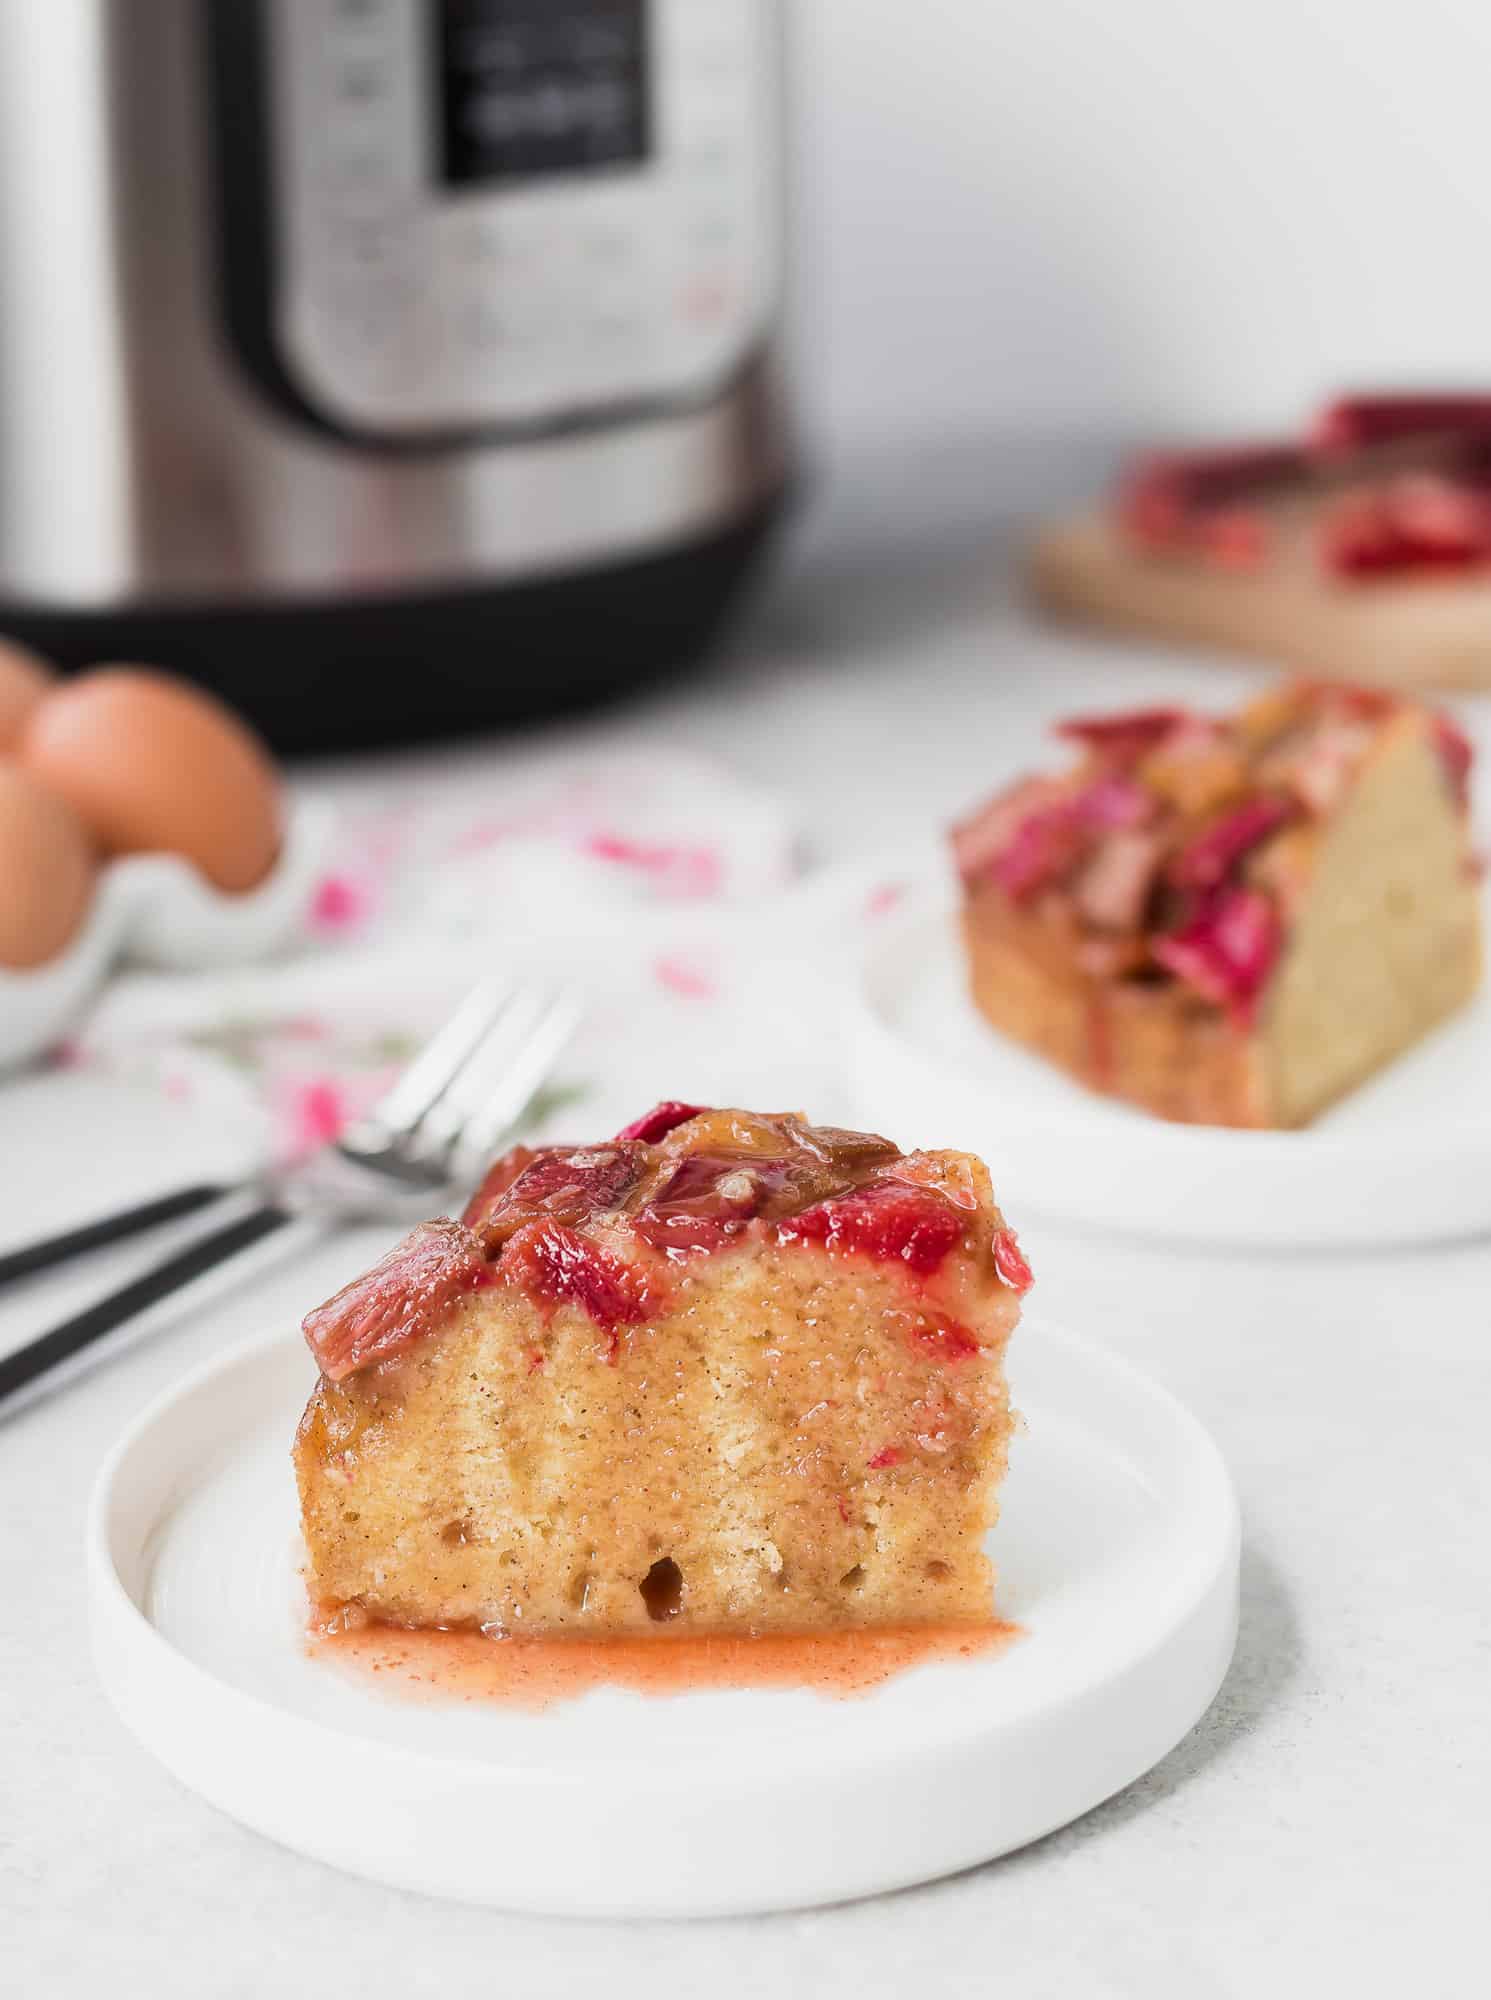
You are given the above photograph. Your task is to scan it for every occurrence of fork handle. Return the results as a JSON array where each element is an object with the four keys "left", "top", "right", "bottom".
[
  {"left": 0, "top": 1182, "right": 230, "bottom": 1289},
  {"left": 0, "top": 1200, "right": 295, "bottom": 1416}
]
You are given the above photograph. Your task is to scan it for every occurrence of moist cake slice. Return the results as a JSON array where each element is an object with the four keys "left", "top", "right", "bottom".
[
  {"left": 952, "top": 678, "right": 1481, "bottom": 1128},
  {"left": 295, "top": 1105, "right": 1030, "bottom": 1636}
]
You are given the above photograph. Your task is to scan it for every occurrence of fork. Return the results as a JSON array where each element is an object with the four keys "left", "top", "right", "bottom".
[{"left": 0, "top": 975, "right": 581, "bottom": 1419}]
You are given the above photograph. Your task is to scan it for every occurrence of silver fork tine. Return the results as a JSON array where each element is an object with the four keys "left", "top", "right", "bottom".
[
  {"left": 364, "top": 973, "right": 515, "bottom": 1136},
  {"left": 408, "top": 983, "right": 553, "bottom": 1160},
  {"left": 440, "top": 988, "right": 584, "bottom": 1174},
  {"left": 0, "top": 973, "right": 584, "bottom": 1420}
]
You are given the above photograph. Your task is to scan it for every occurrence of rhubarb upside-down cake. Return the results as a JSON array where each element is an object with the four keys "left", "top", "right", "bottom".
[
  {"left": 952, "top": 678, "right": 1481, "bottom": 1128},
  {"left": 295, "top": 1104, "right": 1031, "bottom": 1636}
]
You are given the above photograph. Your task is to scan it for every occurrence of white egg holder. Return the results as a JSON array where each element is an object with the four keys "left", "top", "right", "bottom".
[{"left": 0, "top": 803, "right": 330, "bottom": 1070}]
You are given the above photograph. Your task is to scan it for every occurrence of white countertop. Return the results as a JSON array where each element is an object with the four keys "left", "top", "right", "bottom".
[{"left": 7, "top": 445, "right": 1490, "bottom": 1997}]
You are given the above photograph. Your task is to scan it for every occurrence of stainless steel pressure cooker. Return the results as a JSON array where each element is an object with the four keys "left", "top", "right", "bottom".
[{"left": 0, "top": 1, "right": 792, "bottom": 746}]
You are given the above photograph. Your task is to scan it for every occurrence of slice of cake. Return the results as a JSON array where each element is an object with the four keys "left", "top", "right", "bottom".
[
  {"left": 953, "top": 679, "right": 1481, "bottom": 1128},
  {"left": 295, "top": 1105, "right": 1030, "bottom": 1637}
]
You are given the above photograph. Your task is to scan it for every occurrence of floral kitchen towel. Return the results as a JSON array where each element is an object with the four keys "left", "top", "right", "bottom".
[{"left": 57, "top": 745, "right": 835, "bottom": 1164}]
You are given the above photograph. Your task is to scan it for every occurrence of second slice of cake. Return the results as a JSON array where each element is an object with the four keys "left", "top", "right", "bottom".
[
  {"left": 296, "top": 1105, "right": 1030, "bottom": 1637},
  {"left": 953, "top": 678, "right": 1481, "bottom": 1128}
]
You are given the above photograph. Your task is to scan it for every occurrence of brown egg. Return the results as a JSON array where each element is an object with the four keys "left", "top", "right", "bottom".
[
  {"left": 0, "top": 638, "right": 57, "bottom": 751},
  {"left": 0, "top": 762, "right": 98, "bottom": 968},
  {"left": 21, "top": 666, "right": 282, "bottom": 893}
]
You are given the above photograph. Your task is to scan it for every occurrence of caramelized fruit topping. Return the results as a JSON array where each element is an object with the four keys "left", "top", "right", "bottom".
[
  {"left": 471, "top": 1143, "right": 645, "bottom": 1249},
  {"left": 780, "top": 1177, "right": 967, "bottom": 1275},
  {"left": 973, "top": 776, "right": 1157, "bottom": 904},
  {"left": 1115, "top": 447, "right": 1305, "bottom": 552},
  {"left": 1311, "top": 393, "right": 1491, "bottom": 454},
  {"left": 303, "top": 1220, "right": 488, "bottom": 1382},
  {"left": 1167, "top": 795, "right": 1297, "bottom": 892},
  {"left": 1152, "top": 887, "right": 1282, "bottom": 1027},
  {"left": 991, "top": 1228, "right": 1035, "bottom": 1294},
  {"left": 954, "top": 677, "right": 1473, "bottom": 1023},
  {"left": 614, "top": 1101, "right": 707, "bottom": 1143},
  {"left": 984, "top": 799, "right": 1089, "bottom": 902},
  {"left": 1321, "top": 472, "right": 1491, "bottom": 577},
  {"left": 1055, "top": 707, "right": 1191, "bottom": 763},
  {"left": 501, "top": 1221, "right": 654, "bottom": 1352},
  {"left": 1434, "top": 715, "right": 1475, "bottom": 807},
  {"left": 303, "top": 1112, "right": 1024, "bottom": 1379},
  {"left": 460, "top": 1144, "right": 553, "bottom": 1230},
  {"left": 633, "top": 1150, "right": 782, "bottom": 1253},
  {"left": 1074, "top": 829, "right": 1167, "bottom": 931}
]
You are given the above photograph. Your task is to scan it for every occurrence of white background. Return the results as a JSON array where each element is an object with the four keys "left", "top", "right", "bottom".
[{"left": 796, "top": 0, "right": 1491, "bottom": 449}]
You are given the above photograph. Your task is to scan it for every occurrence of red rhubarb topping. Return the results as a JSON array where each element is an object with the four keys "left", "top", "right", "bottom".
[
  {"left": 470, "top": 1143, "right": 645, "bottom": 1247},
  {"left": 502, "top": 1220, "right": 654, "bottom": 1348},
  {"left": 950, "top": 778, "right": 1054, "bottom": 884},
  {"left": 460, "top": 1144, "right": 551, "bottom": 1230},
  {"left": 985, "top": 799, "right": 1088, "bottom": 901},
  {"left": 1311, "top": 393, "right": 1491, "bottom": 455},
  {"left": 631, "top": 1150, "right": 770, "bottom": 1253},
  {"left": 1074, "top": 828, "right": 1166, "bottom": 931},
  {"left": 1055, "top": 707, "right": 1189, "bottom": 764},
  {"left": 1152, "top": 887, "right": 1282, "bottom": 1027},
  {"left": 1433, "top": 714, "right": 1475, "bottom": 808},
  {"left": 308, "top": 1110, "right": 1017, "bottom": 1382},
  {"left": 991, "top": 1227, "right": 1034, "bottom": 1294},
  {"left": 780, "top": 1177, "right": 966, "bottom": 1275},
  {"left": 1167, "top": 795, "right": 1296, "bottom": 892},
  {"left": 1117, "top": 446, "right": 1305, "bottom": 552},
  {"left": 614, "top": 1101, "right": 708, "bottom": 1144},
  {"left": 303, "top": 1219, "right": 488, "bottom": 1383},
  {"left": 1321, "top": 474, "right": 1491, "bottom": 577},
  {"left": 1074, "top": 773, "right": 1157, "bottom": 830},
  {"left": 962, "top": 771, "right": 1159, "bottom": 904}
]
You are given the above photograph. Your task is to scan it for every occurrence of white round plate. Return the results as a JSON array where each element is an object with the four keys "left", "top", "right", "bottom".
[
  {"left": 88, "top": 1314, "right": 1238, "bottom": 1919},
  {"left": 850, "top": 873, "right": 1491, "bottom": 1248}
]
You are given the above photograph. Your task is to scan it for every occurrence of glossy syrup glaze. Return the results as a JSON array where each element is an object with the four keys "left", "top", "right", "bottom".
[
  {"left": 308, "top": 1607, "right": 1020, "bottom": 1711},
  {"left": 303, "top": 1107, "right": 1033, "bottom": 1384}
]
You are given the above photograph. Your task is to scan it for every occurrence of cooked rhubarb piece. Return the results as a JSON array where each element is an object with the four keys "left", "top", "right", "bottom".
[
  {"left": 1320, "top": 472, "right": 1491, "bottom": 577},
  {"left": 295, "top": 1108, "right": 1026, "bottom": 1635},
  {"left": 1116, "top": 444, "right": 1306, "bottom": 563},
  {"left": 1311, "top": 393, "right": 1491, "bottom": 456},
  {"left": 951, "top": 680, "right": 1481, "bottom": 1127}
]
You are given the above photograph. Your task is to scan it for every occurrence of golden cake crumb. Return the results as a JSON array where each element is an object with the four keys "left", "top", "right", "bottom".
[{"left": 295, "top": 1107, "right": 1029, "bottom": 1636}]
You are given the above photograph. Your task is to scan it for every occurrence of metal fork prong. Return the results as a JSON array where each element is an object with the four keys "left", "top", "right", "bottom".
[
  {"left": 0, "top": 972, "right": 583, "bottom": 1419},
  {"left": 443, "top": 990, "right": 585, "bottom": 1176},
  {"left": 411, "top": 983, "right": 562, "bottom": 1162},
  {"left": 363, "top": 974, "right": 516, "bottom": 1138}
]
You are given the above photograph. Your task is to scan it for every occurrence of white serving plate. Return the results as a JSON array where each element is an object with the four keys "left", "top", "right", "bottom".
[
  {"left": 849, "top": 869, "right": 1491, "bottom": 1248},
  {"left": 0, "top": 803, "right": 329, "bottom": 1071},
  {"left": 88, "top": 1314, "right": 1238, "bottom": 1919}
]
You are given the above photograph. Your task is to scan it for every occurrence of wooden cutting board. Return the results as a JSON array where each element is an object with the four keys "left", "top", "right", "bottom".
[{"left": 1029, "top": 506, "right": 1491, "bottom": 691}]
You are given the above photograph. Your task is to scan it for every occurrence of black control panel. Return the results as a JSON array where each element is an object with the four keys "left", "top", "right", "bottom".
[{"left": 435, "top": 0, "right": 650, "bottom": 187}]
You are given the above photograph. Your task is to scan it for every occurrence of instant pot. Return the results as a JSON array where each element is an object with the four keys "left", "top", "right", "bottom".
[{"left": 0, "top": 1, "right": 791, "bottom": 748}]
